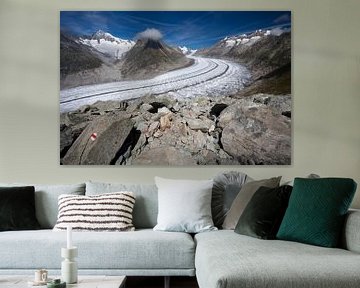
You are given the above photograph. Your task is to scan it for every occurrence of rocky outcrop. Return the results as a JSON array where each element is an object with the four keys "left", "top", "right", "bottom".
[
  {"left": 219, "top": 101, "right": 291, "bottom": 165},
  {"left": 132, "top": 147, "right": 196, "bottom": 165},
  {"left": 60, "top": 93, "right": 291, "bottom": 165},
  {"left": 62, "top": 113, "right": 134, "bottom": 165}
]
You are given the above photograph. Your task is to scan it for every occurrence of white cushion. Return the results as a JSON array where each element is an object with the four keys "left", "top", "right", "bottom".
[
  {"left": 53, "top": 192, "right": 135, "bottom": 231},
  {"left": 153, "top": 177, "right": 217, "bottom": 233}
]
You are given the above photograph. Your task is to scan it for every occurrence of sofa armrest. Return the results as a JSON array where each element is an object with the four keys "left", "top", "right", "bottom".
[{"left": 342, "top": 209, "right": 360, "bottom": 253}]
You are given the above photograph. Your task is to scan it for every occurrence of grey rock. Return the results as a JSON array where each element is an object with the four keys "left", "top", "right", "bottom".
[
  {"left": 78, "top": 105, "right": 91, "bottom": 113},
  {"left": 253, "top": 95, "right": 270, "bottom": 105},
  {"left": 158, "top": 107, "right": 171, "bottom": 115},
  {"left": 192, "top": 130, "right": 207, "bottom": 150},
  {"left": 60, "top": 126, "right": 74, "bottom": 157},
  {"left": 197, "top": 150, "right": 218, "bottom": 165},
  {"left": 115, "top": 145, "right": 132, "bottom": 165},
  {"left": 160, "top": 114, "right": 172, "bottom": 131},
  {"left": 208, "top": 124, "right": 216, "bottom": 133},
  {"left": 217, "top": 105, "right": 239, "bottom": 129},
  {"left": 126, "top": 99, "right": 142, "bottom": 113},
  {"left": 147, "top": 121, "right": 160, "bottom": 137},
  {"left": 140, "top": 103, "right": 153, "bottom": 113},
  {"left": 133, "top": 147, "right": 196, "bottom": 165},
  {"left": 153, "top": 131, "right": 163, "bottom": 138},
  {"left": 63, "top": 111, "right": 93, "bottom": 127},
  {"left": 220, "top": 102, "right": 291, "bottom": 165},
  {"left": 186, "top": 118, "right": 213, "bottom": 132},
  {"left": 92, "top": 100, "right": 126, "bottom": 113},
  {"left": 132, "top": 134, "right": 147, "bottom": 156},
  {"left": 62, "top": 115, "right": 134, "bottom": 165},
  {"left": 136, "top": 121, "right": 149, "bottom": 134},
  {"left": 172, "top": 102, "right": 180, "bottom": 112}
]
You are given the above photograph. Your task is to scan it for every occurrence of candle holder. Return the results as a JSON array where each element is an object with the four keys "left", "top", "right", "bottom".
[{"left": 61, "top": 247, "right": 78, "bottom": 284}]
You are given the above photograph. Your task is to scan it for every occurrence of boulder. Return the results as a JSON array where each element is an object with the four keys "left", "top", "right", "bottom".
[
  {"left": 126, "top": 99, "right": 142, "bottom": 113},
  {"left": 60, "top": 126, "right": 74, "bottom": 158},
  {"left": 132, "top": 147, "right": 196, "bottom": 165},
  {"left": 91, "top": 100, "right": 125, "bottom": 113},
  {"left": 140, "top": 103, "right": 153, "bottom": 113},
  {"left": 62, "top": 115, "right": 134, "bottom": 165},
  {"left": 197, "top": 150, "right": 218, "bottom": 165},
  {"left": 186, "top": 118, "right": 213, "bottom": 132},
  {"left": 158, "top": 107, "right": 172, "bottom": 116},
  {"left": 220, "top": 103, "right": 291, "bottom": 165},
  {"left": 160, "top": 114, "right": 172, "bottom": 131},
  {"left": 192, "top": 130, "right": 207, "bottom": 151},
  {"left": 217, "top": 105, "right": 240, "bottom": 129},
  {"left": 62, "top": 111, "right": 94, "bottom": 127},
  {"left": 146, "top": 121, "right": 160, "bottom": 137},
  {"left": 132, "top": 133, "right": 147, "bottom": 156}
]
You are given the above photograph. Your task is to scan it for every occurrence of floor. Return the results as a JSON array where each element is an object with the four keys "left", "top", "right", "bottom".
[{"left": 126, "top": 276, "right": 199, "bottom": 288}]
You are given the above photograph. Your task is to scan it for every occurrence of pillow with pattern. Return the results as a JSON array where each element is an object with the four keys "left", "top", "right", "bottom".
[{"left": 53, "top": 192, "right": 135, "bottom": 232}]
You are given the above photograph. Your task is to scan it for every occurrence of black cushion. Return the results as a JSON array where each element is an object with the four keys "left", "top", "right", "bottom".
[
  {"left": 0, "top": 186, "right": 41, "bottom": 231},
  {"left": 235, "top": 185, "right": 292, "bottom": 239}
]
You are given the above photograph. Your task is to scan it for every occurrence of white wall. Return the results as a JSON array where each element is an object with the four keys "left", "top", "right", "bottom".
[{"left": 0, "top": 0, "right": 359, "bottom": 208}]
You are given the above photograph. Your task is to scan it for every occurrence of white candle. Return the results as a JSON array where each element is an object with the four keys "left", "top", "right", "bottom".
[{"left": 67, "top": 225, "right": 72, "bottom": 249}]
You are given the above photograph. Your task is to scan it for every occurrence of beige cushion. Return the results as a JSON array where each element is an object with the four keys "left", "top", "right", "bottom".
[{"left": 222, "top": 177, "right": 281, "bottom": 230}]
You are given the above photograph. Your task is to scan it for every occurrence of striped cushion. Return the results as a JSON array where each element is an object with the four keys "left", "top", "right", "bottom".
[{"left": 53, "top": 192, "right": 136, "bottom": 232}]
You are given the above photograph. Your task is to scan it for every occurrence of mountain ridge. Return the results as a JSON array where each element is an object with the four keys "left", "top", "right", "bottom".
[
  {"left": 79, "top": 30, "right": 135, "bottom": 59},
  {"left": 120, "top": 38, "right": 193, "bottom": 80}
]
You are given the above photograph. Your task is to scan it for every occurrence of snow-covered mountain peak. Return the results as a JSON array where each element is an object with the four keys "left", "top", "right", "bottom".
[
  {"left": 91, "top": 30, "right": 117, "bottom": 42},
  {"left": 79, "top": 31, "right": 135, "bottom": 59},
  {"left": 179, "top": 46, "right": 197, "bottom": 55},
  {"left": 222, "top": 29, "right": 273, "bottom": 48}
]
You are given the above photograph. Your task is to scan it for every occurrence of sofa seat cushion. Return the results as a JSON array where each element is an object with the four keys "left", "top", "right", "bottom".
[
  {"left": 0, "top": 229, "right": 195, "bottom": 270},
  {"left": 195, "top": 230, "right": 360, "bottom": 288}
]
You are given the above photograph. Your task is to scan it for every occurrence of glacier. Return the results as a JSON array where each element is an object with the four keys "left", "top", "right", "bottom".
[{"left": 60, "top": 56, "right": 251, "bottom": 113}]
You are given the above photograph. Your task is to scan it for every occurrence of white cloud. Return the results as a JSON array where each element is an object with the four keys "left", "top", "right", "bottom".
[
  {"left": 274, "top": 13, "right": 291, "bottom": 24},
  {"left": 136, "top": 28, "right": 163, "bottom": 41},
  {"left": 270, "top": 27, "right": 285, "bottom": 36}
]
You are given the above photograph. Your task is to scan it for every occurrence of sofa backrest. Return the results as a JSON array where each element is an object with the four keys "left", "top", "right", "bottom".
[{"left": 86, "top": 181, "right": 158, "bottom": 229}]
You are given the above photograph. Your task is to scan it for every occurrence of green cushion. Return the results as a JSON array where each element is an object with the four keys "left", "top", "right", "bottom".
[
  {"left": 0, "top": 186, "right": 41, "bottom": 231},
  {"left": 277, "top": 178, "right": 357, "bottom": 247},
  {"left": 235, "top": 185, "right": 292, "bottom": 239}
]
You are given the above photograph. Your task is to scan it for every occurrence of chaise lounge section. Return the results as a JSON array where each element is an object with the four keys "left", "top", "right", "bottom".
[{"left": 195, "top": 215, "right": 360, "bottom": 288}]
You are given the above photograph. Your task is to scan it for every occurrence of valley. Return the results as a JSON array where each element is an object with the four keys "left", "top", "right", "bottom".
[{"left": 60, "top": 56, "right": 251, "bottom": 113}]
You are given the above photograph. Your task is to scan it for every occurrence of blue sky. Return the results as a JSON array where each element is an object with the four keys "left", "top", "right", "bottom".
[{"left": 60, "top": 11, "right": 291, "bottom": 49}]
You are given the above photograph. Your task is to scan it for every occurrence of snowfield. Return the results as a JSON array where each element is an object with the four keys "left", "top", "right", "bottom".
[{"left": 60, "top": 56, "right": 251, "bottom": 113}]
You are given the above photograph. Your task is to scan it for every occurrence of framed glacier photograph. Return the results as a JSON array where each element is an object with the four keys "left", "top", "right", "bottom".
[{"left": 60, "top": 11, "right": 291, "bottom": 166}]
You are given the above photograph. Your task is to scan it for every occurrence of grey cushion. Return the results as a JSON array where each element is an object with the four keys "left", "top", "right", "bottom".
[
  {"left": 154, "top": 177, "right": 216, "bottom": 233},
  {"left": 0, "top": 229, "right": 195, "bottom": 271},
  {"left": 222, "top": 177, "right": 281, "bottom": 229},
  {"left": 283, "top": 173, "right": 320, "bottom": 186},
  {"left": 342, "top": 209, "right": 360, "bottom": 253},
  {"left": 212, "top": 171, "right": 251, "bottom": 228},
  {"left": 195, "top": 230, "right": 360, "bottom": 288},
  {"left": 86, "top": 181, "right": 158, "bottom": 229},
  {"left": 0, "top": 183, "right": 85, "bottom": 228}
]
